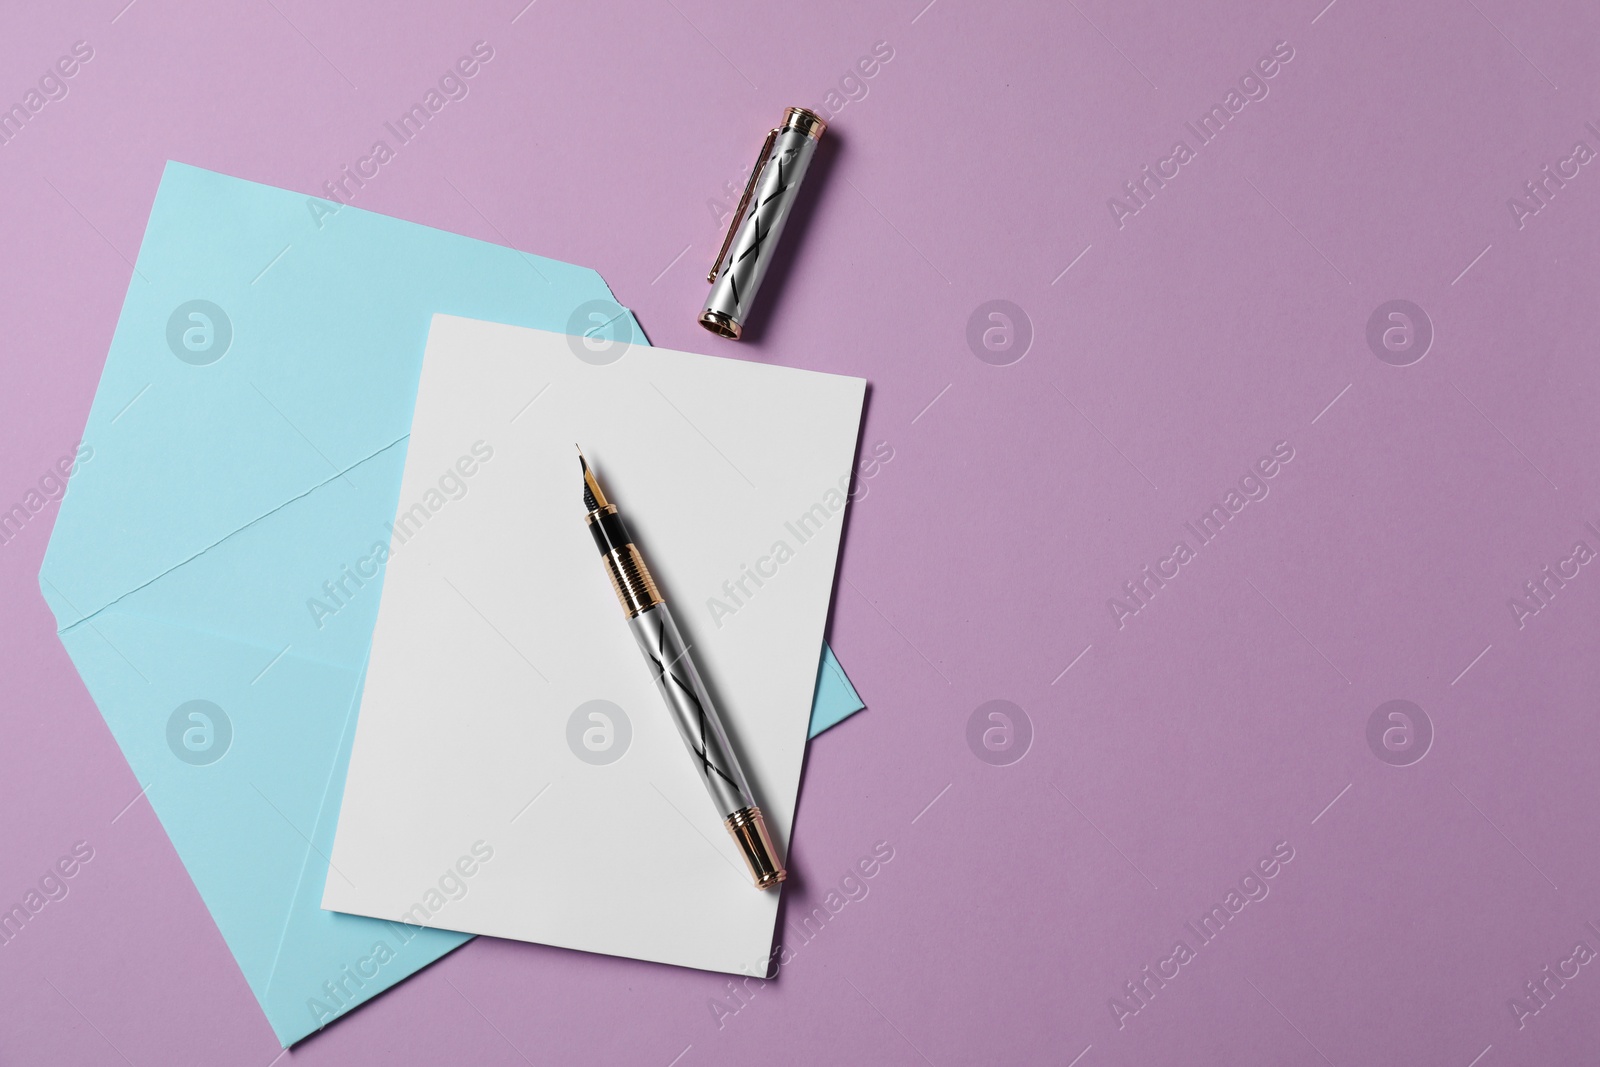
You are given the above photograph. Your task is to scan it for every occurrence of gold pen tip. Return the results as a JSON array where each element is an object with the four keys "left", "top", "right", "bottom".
[{"left": 579, "top": 448, "right": 607, "bottom": 511}]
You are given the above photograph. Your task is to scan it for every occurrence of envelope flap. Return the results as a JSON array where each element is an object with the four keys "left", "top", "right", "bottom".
[{"left": 40, "top": 161, "right": 632, "bottom": 629}]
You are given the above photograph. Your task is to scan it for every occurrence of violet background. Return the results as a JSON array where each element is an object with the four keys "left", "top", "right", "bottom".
[{"left": 4, "top": 0, "right": 1600, "bottom": 1064}]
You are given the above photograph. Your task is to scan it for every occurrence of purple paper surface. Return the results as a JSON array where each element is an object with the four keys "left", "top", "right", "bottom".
[{"left": 3, "top": 0, "right": 1599, "bottom": 1064}]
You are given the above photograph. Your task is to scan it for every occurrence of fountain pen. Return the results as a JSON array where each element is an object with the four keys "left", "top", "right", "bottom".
[{"left": 579, "top": 449, "right": 785, "bottom": 890}]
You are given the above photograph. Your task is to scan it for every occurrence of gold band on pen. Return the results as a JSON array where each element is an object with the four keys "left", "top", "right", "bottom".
[
  {"left": 780, "top": 107, "right": 826, "bottom": 142},
  {"left": 601, "top": 542, "right": 662, "bottom": 617},
  {"left": 726, "top": 806, "right": 785, "bottom": 889}
]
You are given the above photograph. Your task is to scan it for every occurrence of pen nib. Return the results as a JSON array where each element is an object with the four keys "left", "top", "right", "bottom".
[{"left": 578, "top": 447, "right": 607, "bottom": 512}]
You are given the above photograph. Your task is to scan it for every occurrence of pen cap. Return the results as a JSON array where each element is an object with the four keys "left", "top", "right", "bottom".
[{"left": 699, "top": 107, "right": 826, "bottom": 340}]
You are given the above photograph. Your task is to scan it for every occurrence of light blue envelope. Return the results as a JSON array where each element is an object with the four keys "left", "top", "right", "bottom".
[
  {"left": 813, "top": 645, "right": 863, "bottom": 733},
  {"left": 39, "top": 162, "right": 862, "bottom": 1046}
]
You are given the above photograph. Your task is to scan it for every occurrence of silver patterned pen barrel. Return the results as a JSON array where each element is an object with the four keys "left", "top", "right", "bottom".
[
  {"left": 578, "top": 449, "right": 785, "bottom": 890},
  {"left": 699, "top": 107, "right": 827, "bottom": 340}
]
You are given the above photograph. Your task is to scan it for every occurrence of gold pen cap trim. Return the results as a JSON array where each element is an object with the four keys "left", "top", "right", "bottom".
[
  {"left": 726, "top": 806, "right": 785, "bottom": 890},
  {"left": 781, "top": 107, "right": 827, "bottom": 142},
  {"left": 698, "top": 310, "right": 742, "bottom": 339}
]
